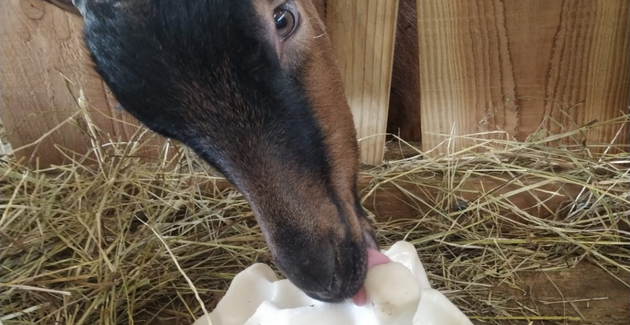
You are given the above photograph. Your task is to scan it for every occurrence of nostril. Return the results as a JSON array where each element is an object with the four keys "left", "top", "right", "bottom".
[
  {"left": 362, "top": 228, "right": 378, "bottom": 249},
  {"left": 327, "top": 241, "right": 343, "bottom": 291},
  {"left": 334, "top": 242, "right": 372, "bottom": 291},
  {"left": 328, "top": 269, "right": 339, "bottom": 292}
]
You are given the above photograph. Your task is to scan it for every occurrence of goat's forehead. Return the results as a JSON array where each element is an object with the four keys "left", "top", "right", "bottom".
[
  {"left": 84, "top": 0, "right": 267, "bottom": 40},
  {"left": 83, "top": 1, "right": 285, "bottom": 91},
  {"left": 81, "top": 0, "right": 324, "bottom": 135}
]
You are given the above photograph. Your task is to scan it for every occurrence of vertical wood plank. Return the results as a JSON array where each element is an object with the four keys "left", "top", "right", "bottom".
[
  {"left": 327, "top": 0, "right": 400, "bottom": 166},
  {"left": 416, "top": 0, "right": 518, "bottom": 155},
  {"left": 0, "top": 0, "right": 173, "bottom": 167},
  {"left": 417, "top": 0, "right": 629, "bottom": 156},
  {"left": 534, "top": 0, "right": 630, "bottom": 150}
]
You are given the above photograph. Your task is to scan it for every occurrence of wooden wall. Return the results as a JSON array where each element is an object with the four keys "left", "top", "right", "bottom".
[
  {"left": 1, "top": 0, "right": 629, "bottom": 167},
  {"left": 416, "top": 0, "right": 630, "bottom": 155},
  {"left": 0, "top": 0, "right": 171, "bottom": 166}
]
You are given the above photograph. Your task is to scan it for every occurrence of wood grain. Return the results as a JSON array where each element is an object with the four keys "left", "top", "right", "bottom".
[
  {"left": 0, "top": 0, "right": 173, "bottom": 167},
  {"left": 490, "top": 262, "right": 629, "bottom": 325},
  {"left": 416, "top": 0, "right": 630, "bottom": 156},
  {"left": 327, "top": 0, "right": 400, "bottom": 166}
]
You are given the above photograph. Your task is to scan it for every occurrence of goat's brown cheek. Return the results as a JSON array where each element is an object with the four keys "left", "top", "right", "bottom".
[{"left": 303, "top": 53, "right": 364, "bottom": 244}]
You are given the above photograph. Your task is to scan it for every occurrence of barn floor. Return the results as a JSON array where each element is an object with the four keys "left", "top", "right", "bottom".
[
  {"left": 493, "top": 263, "right": 628, "bottom": 325},
  {"left": 2, "top": 129, "right": 629, "bottom": 325}
]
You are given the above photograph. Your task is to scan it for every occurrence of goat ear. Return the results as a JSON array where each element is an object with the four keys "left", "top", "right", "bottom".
[{"left": 43, "top": 0, "right": 81, "bottom": 16}]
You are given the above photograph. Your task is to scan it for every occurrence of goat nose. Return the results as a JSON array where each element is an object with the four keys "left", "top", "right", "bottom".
[
  {"left": 274, "top": 241, "right": 336, "bottom": 292},
  {"left": 363, "top": 229, "right": 379, "bottom": 249}
]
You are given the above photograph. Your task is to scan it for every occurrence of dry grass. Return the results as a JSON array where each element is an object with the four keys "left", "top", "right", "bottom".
[{"left": 1, "top": 92, "right": 629, "bottom": 325}]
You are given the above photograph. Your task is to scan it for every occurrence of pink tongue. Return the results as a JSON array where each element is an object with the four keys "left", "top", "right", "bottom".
[{"left": 352, "top": 248, "right": 391, "bottom": 306}]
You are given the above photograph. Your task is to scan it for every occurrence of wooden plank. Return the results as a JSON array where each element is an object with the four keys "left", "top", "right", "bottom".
[
  {"left": 416, "top": 0, "right": 518, "bottom": 156},
  {"left": 505, "top": 0, "right": 630, "bottom": 150},
  {"left": 327, "top": 0, "right": 400, "bottom": 166},
  {"left": 488, "top": 263, "right": 629, "bottom": 325},
  {"left": 417, "top": 0, "right": 630, "bottom": 156},
  {"left": 0, "top": 0, "right": 173, "bottom": 167}
]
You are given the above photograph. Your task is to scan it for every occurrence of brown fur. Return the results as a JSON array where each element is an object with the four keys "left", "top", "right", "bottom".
[{"left": 298, "top": 1, "right": 365, "bottom": 243}]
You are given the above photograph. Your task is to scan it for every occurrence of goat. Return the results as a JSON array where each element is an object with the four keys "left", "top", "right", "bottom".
[{"left": 42, "top": 0, "right": 419, "bottom": 305}]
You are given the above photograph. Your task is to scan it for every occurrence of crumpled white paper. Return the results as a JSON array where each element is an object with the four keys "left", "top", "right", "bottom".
[{"left": 193, "top": 241, "right": 473, "bottom": 325}]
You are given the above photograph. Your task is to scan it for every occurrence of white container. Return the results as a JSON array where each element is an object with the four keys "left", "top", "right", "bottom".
[{"left": 193, "top": 241, "right": 473, "bottom": 325}]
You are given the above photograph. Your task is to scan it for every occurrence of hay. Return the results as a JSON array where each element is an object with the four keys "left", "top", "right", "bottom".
[{"left": 1, "top": 92, "right": 629, "bottom": 325}]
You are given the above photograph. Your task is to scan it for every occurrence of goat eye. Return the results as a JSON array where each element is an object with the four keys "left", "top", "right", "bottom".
[{"left": 274, "top": 5, "right": 298, "bottom": 39}]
